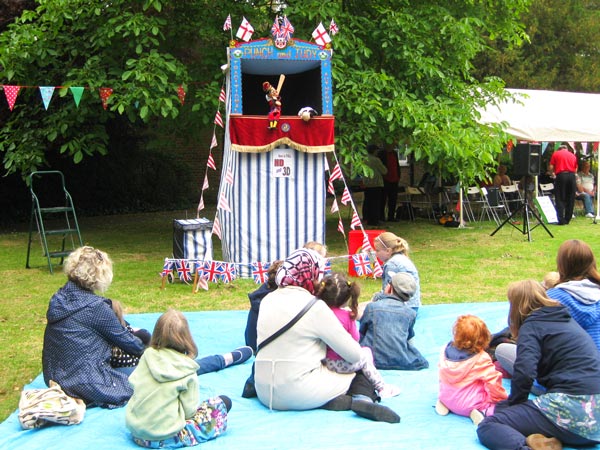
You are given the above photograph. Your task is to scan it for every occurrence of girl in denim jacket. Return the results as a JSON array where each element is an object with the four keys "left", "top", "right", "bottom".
[{"left": 372, "top": 232, "right": 421, "bottom": 311}]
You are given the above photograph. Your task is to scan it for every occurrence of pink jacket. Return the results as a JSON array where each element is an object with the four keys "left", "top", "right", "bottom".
[{"left": 438, "top": 345, "right": 507, "bottom": 416}]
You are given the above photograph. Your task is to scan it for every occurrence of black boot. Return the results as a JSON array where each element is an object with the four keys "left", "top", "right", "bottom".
[{"left": 351, "top": 399, "right": 400, "bottom": 423}]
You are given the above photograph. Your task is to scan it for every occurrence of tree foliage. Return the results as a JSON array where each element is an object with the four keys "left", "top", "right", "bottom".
[
  {"left": 474, "top": 0, "right": 600, "bottom": 92},
  {"left": 0, "top": 0, "right": 531, "bottom": 187}
]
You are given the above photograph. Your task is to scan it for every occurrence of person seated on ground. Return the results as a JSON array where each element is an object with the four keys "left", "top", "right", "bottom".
[
  {"left": 492, "top": 165, "right": 512, "bottom": 188},
  {"left": 110, "top": 299, "right": 151, "bottom": 370},
  {"left": 359, "top": 272, "right": 429, "bottom": 371},
  {"left": 42, "top": 246, "right": 253, "bottom": 409},
  {"left": 541, "top": 271, "right": 560, "bottom": 290},
  {"left": 436, "top": 315, "right": 508, "bottom": 426},
  {"left": 476, "top": 280, "right": 600, "bottom": 450},
  {"left": 546, "top": 239, "right": 600, "bottom": 351},
  {"left": 576, "top": 160, "right": 596, "bottom": 218},
  {"left": 317, "top": 272, "right": 401, "bottom": 399},
  {"left": 126, "top": 309, "right": 231, "bottom": 448},
  {"left": 254, "top": 248, "right": 400, "bottom": 423},
  {"left": 371, "top": 231, "right": 421, "bottom": 312}
]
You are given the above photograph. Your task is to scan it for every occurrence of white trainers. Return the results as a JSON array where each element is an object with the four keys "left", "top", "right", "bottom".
[
  {"left": 470, "top": 409, "right": 485, "bottom": 426},
  {"left": 586, "top": 213, "right": 594, "bottom": 218},
  {"left": 434, "top": 399, "right": 449, "bottom": 416},
  {"left": 378, "top": 384, "right": 401, "bottom": 398}
]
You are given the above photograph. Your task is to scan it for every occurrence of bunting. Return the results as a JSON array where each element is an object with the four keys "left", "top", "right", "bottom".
[
  {"left": 330, "top": 198, "right": 339, "bottom": 214},
  {"left": 350, "top": 210, "right": 361, "bottom": 230},
  {"left": 210, "top": 133, "right": 218, "bottom": 150},
  {"left": 341, "top": 187, "right": 352, "bottom": 205},
  {"left": 214, "top": 110, "right": 224, "bottom": 127},
  {"left": 337, "top": 217, "right": 345, "bottom": 235},
  {"left": 3, "top": 85, "right": 20, "bottom": 111},
  {"left": 177, "top": 85, "right": 186, "bottom": 105},
  {"left": 218, "top": 191, "right": 231, "bottom": 212},
  {"left": 351, "top": 254, "right": 372, "bottom": 277},
  {"left": 207, "top": 154, "right": 217, "bottom": 170},
  {"left": 251, "top": 261, "right": 271, "bottom": 284},
  {"left": 212, "top": 215, "right": 222, "bottom": 239},
  {"left": 219, "top": 87, "right": 226, "bottom": 103},
  {"left": 99, "top": 87, "right": 113, "bottom": 110},
  {"left": 70, "top": 86, "right": 84, "bottom": 107},
  {"left": 39, "top": 86, "right": 55, "bottom": 110},
  {"left": 202, "top": 174, "right": 209, "bottom": 191}
]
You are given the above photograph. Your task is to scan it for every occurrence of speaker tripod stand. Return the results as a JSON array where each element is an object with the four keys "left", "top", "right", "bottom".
[{"left": 490, "top": 188, "right": 554, "bottom": 242}]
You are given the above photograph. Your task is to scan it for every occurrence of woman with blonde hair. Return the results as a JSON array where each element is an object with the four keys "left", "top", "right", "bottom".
[
  {"left": 372, "top": 232, "right": 421, "bottom": 311},
  {"left": 42, "top": 246, "right": 146, "bottom": 408},
  {"left": 476, "top": 280, "right": 600, "bottom": 450}
]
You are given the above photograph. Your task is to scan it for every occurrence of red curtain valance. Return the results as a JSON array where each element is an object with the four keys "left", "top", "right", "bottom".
[{"left": 229, "top": 115, "right": 335, "bottom": 153}]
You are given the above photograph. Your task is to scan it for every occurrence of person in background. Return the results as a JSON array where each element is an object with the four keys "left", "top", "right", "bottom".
[
  {"left": 126, "top": 309, "right": 231, "bottom": 448},
  {"left": 436, "top": 315, "right": 508, "bottom": 426},
  {"left": 493, "top": 165, "right": 512, "bottom": 188},
  {"left": 360, "top": 272, "right": 429, "bottom": 371},
  {"left": 575, "top": 160, "right": 596, "bottom": 218},
  {"left": 476, "top": 280, "right": 600, "bottom": 450},
  {"left": 548, "top": 144, "right": 578, "bottom": 225},
  {"left": 378, "top": 143, "right": 401, "bottom": 222},
  {"left": 317, "top": 272, "right": 401, "bottom": 398},
  {"left": 362, "top": 144, "right": 387, "bottom": 227}
]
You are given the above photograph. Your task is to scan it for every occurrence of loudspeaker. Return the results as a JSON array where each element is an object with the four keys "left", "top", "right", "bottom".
[{"left": 512, "top": 143, "right": 541, "bottom": 177}]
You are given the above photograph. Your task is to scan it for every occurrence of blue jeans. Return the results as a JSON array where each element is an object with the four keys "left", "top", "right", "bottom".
[
  {"left": 576, "top": 192, "right": 595, "bottom": 214},
  {"left": 196, "top": 354, "right": 226, "bottom": 375},
  {"left": 477, "top": 400, "right": 598, "bottom": 449}
]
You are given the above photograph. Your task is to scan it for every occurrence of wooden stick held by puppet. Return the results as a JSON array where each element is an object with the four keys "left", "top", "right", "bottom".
[{"left": 263, "top": 75, "right": 285, "bottom": 130}]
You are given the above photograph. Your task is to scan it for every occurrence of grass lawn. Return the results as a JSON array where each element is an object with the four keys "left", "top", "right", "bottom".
[{"left": 1, "top": 205, "right": 598, "bottom": 421}]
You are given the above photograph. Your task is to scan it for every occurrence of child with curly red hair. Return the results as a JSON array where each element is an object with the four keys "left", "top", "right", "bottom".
[{"left": 436, "top": 314, "right": 508, "bottom": 425}]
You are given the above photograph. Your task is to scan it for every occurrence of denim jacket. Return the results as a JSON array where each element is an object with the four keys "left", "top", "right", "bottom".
[
  {"left": 373, "top": 253, "right": 421, "bottom": 309},
  {"left": 359, "top": 294, "right": 429, "bottom": 370}
]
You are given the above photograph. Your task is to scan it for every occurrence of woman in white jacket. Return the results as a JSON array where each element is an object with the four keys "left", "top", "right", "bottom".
[{"left": 254, "top": 248, "right": 400, "bottom": 423}]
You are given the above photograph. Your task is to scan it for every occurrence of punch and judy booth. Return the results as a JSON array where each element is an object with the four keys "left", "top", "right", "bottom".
[{"left": 219, "top": 33, "right": 335, "bottom": 275}]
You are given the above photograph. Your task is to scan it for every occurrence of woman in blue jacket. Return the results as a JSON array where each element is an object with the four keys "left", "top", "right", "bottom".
[{"left": 477, "top": 280, "right": 600, "bottom": 450}]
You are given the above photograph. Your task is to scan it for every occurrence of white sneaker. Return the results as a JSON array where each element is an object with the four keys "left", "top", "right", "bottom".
[
  {"left": 586, "top": 213, "right": 594, "bottom": 218},
  {"left": 378, "top": 384, "right": 401, "bottom": 398},
  {"left": 434, "top": 399, "right": 449, "bottom": 416}
]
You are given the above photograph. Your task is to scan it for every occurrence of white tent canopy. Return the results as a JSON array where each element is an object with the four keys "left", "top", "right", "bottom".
[{"left": 479, "top": 88, "right": 600, "bottom": 142}]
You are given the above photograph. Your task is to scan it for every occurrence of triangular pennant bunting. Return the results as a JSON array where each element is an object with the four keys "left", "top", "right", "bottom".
[
  {"left": 3, "top": 85, "right": 20, "bottom": 111},
  {"left": 207, "top": 154, "right": 217, "bottom": 170},
  {"left": 177, "top": 85, "right": 186, "bottom": 105},
  {"left": 69, "top": 86, "right": 84, "bottom": 107},
  {"left": 39, "top": 86, "right": 55, "bottom": 110},
  {"left": 330, "top": 199, "right": 339, "bottom": 214},
  {"left": 99, "top": 87, "right": 113, "bottom": 110}
]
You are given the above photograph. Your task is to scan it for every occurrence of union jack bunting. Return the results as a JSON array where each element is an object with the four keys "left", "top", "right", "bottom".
[
  {"left": 212, "top": 215, "right": 222, "bottom": 239},
  {"left": 323, "top": 259, "right": 332, "bottom": 275},
  {"left": 362, "top": 233, "right": 373, "bottom": 252},
  {"left": 218, "top": 88, "right": 226, "bottom": 103},
  {"left": 221, "top": 262, "right": 237, "bottom": 283},
  {"left": 218, "top": 191, "right": 231, "bottom": 212},
  {"left": 175, "top": 259, "right": 192, "bottom": 282},
  {"left": 251, "top": 261, "right": 271, "bottom": 284},
  {"left": 350, "top": 210, "right": 361, "bottom": 230},
  {"left": 161, "top": 259, "right": 173, "bottom": 277},
  {"left": 373, "top": 259, "right": 383, "bottom": 278},
  {"left": 330, "top": 198, "right": 339, "bottom": 214},
  {"left": 207, "top": 154, "right": 216, "bottom": 170},
  {"left": 337, "top": 217, "right": 345, "bottom": 235},
  {"left": 352, "top": 253, "right": 372, "bottom": 277},
  {"left": 214, "top": 110, "right": 224, "bottom": 127},
  {"left": 202, "top": 261, "right": 221, "bottom": 283},
  {"left": 341, "top": 187, "right": 352, "bottom": 205}
]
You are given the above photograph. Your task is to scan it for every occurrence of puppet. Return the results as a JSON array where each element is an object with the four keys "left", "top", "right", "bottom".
[
  {"left": 263, "top": 75, "right": 285, "bottom": 130},
  {"left": 298, "top": 106, "right": 318, "bottom": 122}
]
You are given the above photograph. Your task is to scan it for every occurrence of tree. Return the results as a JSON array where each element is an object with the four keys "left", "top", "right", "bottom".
[
  {"left": 474, "top": 0, "right": 600, "bottom": 92},
  {"left": 0, "top": 0, "right": 531, "bottom": 188}
]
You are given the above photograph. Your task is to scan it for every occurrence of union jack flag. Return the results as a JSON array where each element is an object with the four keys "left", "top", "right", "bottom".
[
  {"left": 207, "top": 154, "right": 216, "bottom": 170},
  {"left": 271, "top": 16, "right": 281, "bottom": 37},
  {"left": 341, "top": 187, "right": 352, "bottom": 205},
  {"left": 176, "top": 259, "right": 192, "bottom": 282},
  {"left": 350, "top": 210, "right": 361, "bottom": 230},
  {"left": 214, "top": 110, "right": 224, "bottom": 128},
  {"left": 280, "top": 16, "right": 295, "bottom": 39},
  {"left": 352, "top": 253, "right": 372, "bottom": 277},
  {"left": 251, "top": 261, "right": 271, "bottom": 284},
  {"left": 161, "top": 259, "right": 173, "bottom": 277},
  {"left": 329, "top": 18, "right": 339, "bottom": 36},
  {"left": 223, "top": 14, "right": 232, "bottom": 31},
  {"left": 202, "top": 261, "right": 221, "bottom": 283}
]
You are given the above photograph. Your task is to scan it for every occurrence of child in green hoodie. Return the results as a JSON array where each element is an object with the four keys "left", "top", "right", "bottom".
[{"left": 126, "top": 309, "right": 231, "bottom": 447}]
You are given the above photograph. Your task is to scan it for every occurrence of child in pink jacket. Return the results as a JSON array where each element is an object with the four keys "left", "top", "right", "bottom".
[{"left": 436, "top": 314, "right": 508, "bottom": 425}]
